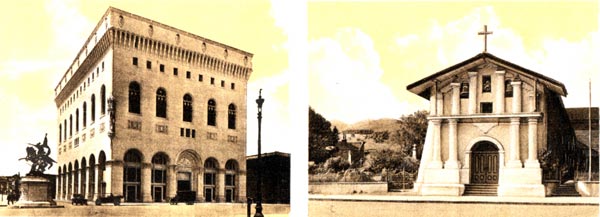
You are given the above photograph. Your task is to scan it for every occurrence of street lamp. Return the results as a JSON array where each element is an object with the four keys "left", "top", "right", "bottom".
[{"left": 254, "top": 89, "right": 264, "bottom": 217}]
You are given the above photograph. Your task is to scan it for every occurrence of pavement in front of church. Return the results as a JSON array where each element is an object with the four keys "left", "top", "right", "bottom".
[{"left": 309, "top": 193, "right": 599, "bottom": 206}]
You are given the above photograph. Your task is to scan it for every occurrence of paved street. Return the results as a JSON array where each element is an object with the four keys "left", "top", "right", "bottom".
[
  {"left": 310, "top": 200, "right": 598, "bottom": 217},
  {"left": 0, "top": 201, "right": 290, "bottom": 217}
]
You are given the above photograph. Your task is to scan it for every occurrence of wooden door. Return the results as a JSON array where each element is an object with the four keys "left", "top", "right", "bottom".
[{"left": 470, "top": 142, "right": 499, "bottom": 184}]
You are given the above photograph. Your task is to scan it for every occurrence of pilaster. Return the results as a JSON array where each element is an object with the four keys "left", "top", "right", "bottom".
[
  {"left": 468, "top": 71, "right": 478, "bottom": 114},
  {"left": 495, "top": 71, "right": 505, "bottom": 114}
]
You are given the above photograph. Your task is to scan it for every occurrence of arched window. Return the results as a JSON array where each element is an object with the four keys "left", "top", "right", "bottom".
[
  {"left": 183, "top": 94, "right": 193, "bottom": 122},
  {"left": 76, "top": 109, "right": 80, "bottom": 132},
  {"left": 156, "top": 88, "right": 167, "bottom": 118},
  {"left": 59, "top": 124, "right": 62, "bottom": 143},
  {"left": 207, "top": 99, "right": 216, "bottom": 126},
  {"left": 228, "top": 104, "right": 236, "bottom": 129},
  {"left": 204, "top": 158, "right": 218, "bottom": 202},
  {"left": 91, "top": 95, "right": 96, "bottom": 122},
  {"left": 123, "top": 149, "right": 142, "bottom": 202},
  {"left": 101, "top": 85, "right": 106, "bottom": 115},
  {"left": 69, "top": 115, "right": 73, "bottom": 137},
  {"left": 83, "top": 102, "right": 87, "bottom": 127},
  {"left": 225, "top": 160, "right": 238, "bottom": 202},
  {"left": 129, "top": 82, "right": 141, "bottom": 114},
  {"left": 151, "top": 153, "right": 169, "bottom": 202},
  {"left": 64, "top": 119, "right": 67, "bottom": 140}
]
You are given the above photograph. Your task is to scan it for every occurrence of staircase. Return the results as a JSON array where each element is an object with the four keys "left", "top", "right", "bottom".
[
  {"left": 463, "top": 184, "right": 498, "bottom": 196},
  {"left": 552, "top": 184, "right": 579, "bottom": 197}
]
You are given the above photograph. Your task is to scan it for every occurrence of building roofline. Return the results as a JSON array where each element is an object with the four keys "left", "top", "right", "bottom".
[{"left": 246, "top": 151, "right": 290, "bottom": 159}]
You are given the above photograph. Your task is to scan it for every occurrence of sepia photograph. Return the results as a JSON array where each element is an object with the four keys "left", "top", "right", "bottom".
[
  {"left": 0, "top": 0, "right": 304, "bottom": 216},
  {"left": 308, "top": 1, "right": 599, "bottom": 217}
]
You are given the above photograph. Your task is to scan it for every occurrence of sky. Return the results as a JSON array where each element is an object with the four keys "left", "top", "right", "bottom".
[
  {"left": 0, "top": 0, "right": 304, "bottom": 177},
  {"left": 309, "top": 1, "right": 599, "bottom": 125}
]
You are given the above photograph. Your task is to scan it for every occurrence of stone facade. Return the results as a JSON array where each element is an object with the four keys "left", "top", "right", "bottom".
[
  {"left": 407, "top": 52, "right": 580, "bottom": 197},
  {"left": 54, "top": 7, "right": 251, "bottom": 203}
]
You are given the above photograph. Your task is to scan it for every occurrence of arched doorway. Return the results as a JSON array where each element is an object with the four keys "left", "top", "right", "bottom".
[
  {"left": 176, "top": 151, "right": 199, "bottom": 194},
  {"left": 470, "top": 141, "right": 499, "bottom": 184},
  {"left": 224, "top": 160, "right": 238, "bottom": 202},
  {"left": 123, "top": 149, "right": 143, "bottom": 202},
  {"left": 152, "top": 152, "right": 169, "bottom": 202}
]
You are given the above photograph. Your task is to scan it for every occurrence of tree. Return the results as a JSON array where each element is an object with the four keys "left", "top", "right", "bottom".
[
  {"left": 309, "top": 107, "right": 339, "bottom": 163},
  {"left": 389, "top": 110, "right": 428, "bottom": 158}
]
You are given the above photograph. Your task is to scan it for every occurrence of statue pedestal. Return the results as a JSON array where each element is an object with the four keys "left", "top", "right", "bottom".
[{"left": 10, "top": 176, "right": 63, "bottom": 208}]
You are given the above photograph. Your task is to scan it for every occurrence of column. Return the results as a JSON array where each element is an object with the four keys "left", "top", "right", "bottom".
[
  {"left": 436, "top": 93, "right": 444, "bottom": 115},
  {"left": 107, "top": 161, "right": 120, "bottom": 196},
  {"left": 56, "top": 172, "right": 61, "bottom": 200},
  {"left": 195, "top": 167, "right": 205, "bottom": 202},
  {"left": 468, "top": 71, "right": 478, "bottom": 114},
  {"left": 93, "top": 165, "right": 99, "bottom": 200},
  {"left": 450, "top": 83, "right": 460, "bottom": 115},
  {"left": 167, "top": 165, "right": 177, "bottom": 200},
  {"left": 445, "top": 119, "right": 460, "bottom": 168},
  {"left": 430, "top": 86, "right": 437, "bottom": 115},
  {"left": 141, "top": 163, "right": 152, "bottom": 202},
  {"left": 429, "top": 120, "right": 443, "bottom": 168},
  {"left": 512, "top": 80, "right": 522, "bottom": 113},
  {"left": 83, "top": 166, "right": 90, "bottom": 199},
  {"left": 507, "top": 117, "right": 522, "bottom": 168},
  {"left": 525, "top": 118, "right": 540, "bottom": 168},
  {"left": 495, "top": 71, "right": 505, "bottom": 114},
  {"left": 67, "top": 171, "right": 71, "bottom": 198},
  {"left": 217, "top": 169, "right": 225, "bottom": 202},
  {"left": 77, "top": 169, "right": 81, "bottom": 194}
]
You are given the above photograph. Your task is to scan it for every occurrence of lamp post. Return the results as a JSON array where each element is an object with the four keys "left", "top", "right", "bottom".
[{"left": 254, "top": 89, "right": 264, "bottom": 217}]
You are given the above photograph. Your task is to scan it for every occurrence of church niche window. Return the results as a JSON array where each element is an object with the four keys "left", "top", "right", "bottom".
[
  {"left": 460, "top": 83, "right": 469, "bottom": 98},
  {"left": 129, "top": 82, "right": 141, "bottom": 114},
  {"left": 505, "top": 80, "right": 513, "bottom": 97},
  {"left": 480, "top": 102, "right": 493, "bottom": 113},
  {"left": 183, "top": 94, "right": 193, "bottom": 122},
  {"left": 156, "top": 88, "right": 167, "bottom": 118},
  {"left": 482, "top": 76, "right": 491, "bottom": 93}
]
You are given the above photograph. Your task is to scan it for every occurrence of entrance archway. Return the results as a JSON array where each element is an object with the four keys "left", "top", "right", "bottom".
[{"left": 470, "top": 141, "right": 499, "bottom": 184}]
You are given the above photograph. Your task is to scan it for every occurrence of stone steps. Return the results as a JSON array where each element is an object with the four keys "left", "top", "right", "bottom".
[
  {"left": 552, "top": 184, "right": 579, "bottom": 197},
  {"left": 464, "top": 184, "right": 498, "bottom": 196}
]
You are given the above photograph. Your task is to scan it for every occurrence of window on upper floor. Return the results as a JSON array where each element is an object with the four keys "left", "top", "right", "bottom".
[
  {"left": 221, "top": 80, "right": 225, "bottom": 87},
  {"left": 133, "top": 57, "right": 138, "bottom": 66},
  {"left": 186, "top": 71, "right": 191, "bottom": 79},
  {"left": 76, "top": 109, "right": 79, "bottom": 132},
  {"left": 460, "top": 83, "right": 469, "bottom": 98},
  {"left": 83, "top": 102, "right": 87, "bottom": 127},
  {"left": 101, "top": 85, "right": 106, "bottom": 115},
  {"left": 146, "top": 61, "right": 152, "bottom": 70},
  {"left": 505, "top": 80, "right": 513, "bottom": 97},
  {"left": 156, "top": 88, "right": 167, "bottom": 118},
  {"left": 231, "top": 83, "right": 235, "bottom": 90},
  {"left": 91, "top": 94, "right": 96, "bottom": 122},
  {"left": 228, "top": 104, "right": 236, "bottom": 129},
  {"left": 160, "top": 64, "right": 165, "bottom": 72},
  {"left": 481, "top": 102, "right": 493, "bottom": 113},
  {"left": 183, "top": 94, "right": 193, "bottom": 122},
  {"left": 210, "top": 77, "right": 215, "bottom": 85},
  {"left": 208, "top": 99, "right": 216, "bottom": 126},
  {"left": 173, "top": 68, "right": 178, "bottom": 76},
  {"left": 129, "top": 82, "right": 141, "bottom": 114},
  {"left": 198, "top": 74, "right": 203, "bottom": 82}
]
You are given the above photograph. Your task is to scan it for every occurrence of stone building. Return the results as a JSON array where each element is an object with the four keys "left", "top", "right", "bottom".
[
  {"left": 54, "top": 7, "right": 251, "bottom": 203},
  {"left": 407, "top": 52, "right": 582, "bottom": 197}
]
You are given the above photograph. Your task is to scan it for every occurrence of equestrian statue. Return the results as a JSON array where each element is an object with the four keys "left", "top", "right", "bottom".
[{"left": 19, "top": 134, "right": 56, "bottom": 176}]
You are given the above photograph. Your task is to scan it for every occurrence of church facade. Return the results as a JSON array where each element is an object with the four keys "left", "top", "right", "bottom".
[
  {"left": 54, "top": 7, "right": 251, "bottom": 203},
  {"left": 407, "top": 52, "right": 580, "bottom": 197}
]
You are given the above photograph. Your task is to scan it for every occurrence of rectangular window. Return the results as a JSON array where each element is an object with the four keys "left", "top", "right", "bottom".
[
  {"left": 192, "top": 129, "right": 196, "bottom": 138},
  {"left": 231, "top": 83, "right": 235, "bottom": 90},
  {"left": 211, "top": 77, "right": 215, "bottom": 85},
  {"left": 186, "top": 128, "right": 190, "bottom": 137},
  {"left": 173, "top": 68, "right": 178, "bottom": 76},
  {"left": 481, "top": 102, "right": 493, "bottom": 113},
  {"left": 160, "top": 64, "right": 165, "bottom": 72},
  {"left": 102, "top": 61, "right": 104, "bottom": 71},
  {"left": 146, "top": 61, "right": 152, "bottom": 69},
  {"left": 460, "top": 83, "right": 469, "bottom": 98},
  {"left": 132, "top": 57, "right": 138, "bottom": 66},
  {"left": 180, "top": 128, "right": 184, "bottom": 137},
  {"left": 482, "top": 76, "right": 491, "bottom": 93},
  {"left": 221, "top": 80, "right": 225, "bottom": 87},
  {"left": 186, "top": 71, "right": 191, "bottom": 79},
  {"left": 505, "top": 80, "right": 513, "bottom": 97},
  {"left": 198, "top": 74, "right": 203, "bottom": 82}
]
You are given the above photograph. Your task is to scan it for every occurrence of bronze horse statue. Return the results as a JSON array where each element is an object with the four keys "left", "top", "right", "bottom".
[{"left": 19, "top": 134, "right": 56, "bottom": 176}]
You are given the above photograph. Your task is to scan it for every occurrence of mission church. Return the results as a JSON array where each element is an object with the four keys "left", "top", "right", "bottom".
[{"left": 407, "top": 26, "right": 590, "bottom": 197}]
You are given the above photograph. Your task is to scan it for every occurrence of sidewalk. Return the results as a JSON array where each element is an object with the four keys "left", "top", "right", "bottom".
[{"left": 309, "top": 193, "right": 600, "bottom": 206}]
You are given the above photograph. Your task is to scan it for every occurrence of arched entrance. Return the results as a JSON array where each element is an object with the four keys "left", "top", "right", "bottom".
[{"left": 470, "top": 141, "right": 499, "bottom": 184}]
